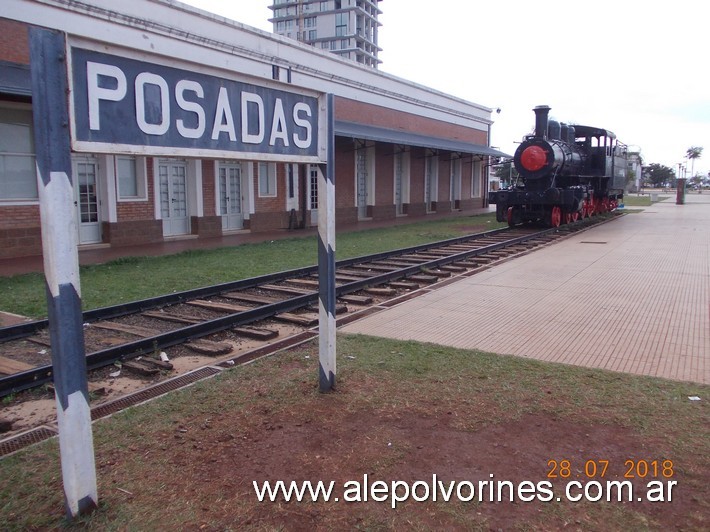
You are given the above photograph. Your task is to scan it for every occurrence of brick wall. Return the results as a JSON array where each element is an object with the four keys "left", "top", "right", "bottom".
[
  {"left": 408, "top": 148, "right": 425, "bottom": 213},
  {"left": 201, "top": 160, "right": 216, "bottom": 217},
  {"left": 335, "top": 97, "right": 488, "bottom": 146},
  {"left": 102, "top": 220, "right": 162, "bottom": 247},
  {"left": 374, "top": 143, "right": 394, "bottom": 205},
  {"left": 191, "top": 215, "right": 221, "bottom": 237},
  {"left": 334, "top": 137, "right": 355, "bottom": 211},
  {"left": 0, "top": 205, "right": 42, "bottom": 258},
  {"left": 0, "top": 19, "right": 30, "bottom": 64}
]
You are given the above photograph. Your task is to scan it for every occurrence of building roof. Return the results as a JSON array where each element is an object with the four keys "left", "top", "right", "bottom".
[{"left": 335, "top": 120, "right": 511, "bottom": 158}]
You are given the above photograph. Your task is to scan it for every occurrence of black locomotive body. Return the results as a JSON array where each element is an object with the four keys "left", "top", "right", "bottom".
[{"left": 490, "top": 105, "right": 627, "bottom": 227}]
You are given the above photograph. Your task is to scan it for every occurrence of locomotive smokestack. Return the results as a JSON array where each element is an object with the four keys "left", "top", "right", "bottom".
[{"left": 533, "top": 105, "right": 551, "bottom": 139}]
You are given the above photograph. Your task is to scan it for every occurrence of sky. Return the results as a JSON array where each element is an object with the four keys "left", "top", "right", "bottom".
[{"left": 180, "top": 0, "right": 709, "bottom": 177}]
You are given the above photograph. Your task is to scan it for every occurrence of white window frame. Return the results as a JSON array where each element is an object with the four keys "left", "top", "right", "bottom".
[
  {"left": 258, "top": 162, "right": 277, "bottom": 197},
  {"left": 0, "top": 102, "right": 38, "bottom": 205},
  {"left": 472, "top": 160, "right": 482, "bottom": 198},
  {"left": 116, "top": 156, "right": 148, "bottom": 201}
]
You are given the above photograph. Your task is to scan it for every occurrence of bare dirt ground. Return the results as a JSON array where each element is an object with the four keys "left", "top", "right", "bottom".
[
  {"left": 3, "top": 336, "right": 705, "bottom": 531},
  {"left": 146, "top": 378, "right": 704, "bottom": 531}
]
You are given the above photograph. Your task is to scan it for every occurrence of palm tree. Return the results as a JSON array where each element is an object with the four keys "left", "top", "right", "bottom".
[{"left": 686, "top": 146, "right": 703, "bottom": 178}]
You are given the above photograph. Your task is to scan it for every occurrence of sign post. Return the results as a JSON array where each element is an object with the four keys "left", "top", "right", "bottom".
[
  {"left": 318, "top": 94, "right": 336, "bottom": 392},
  {"left": 29, "top": 28, "right": 98, "bottom": 518}
]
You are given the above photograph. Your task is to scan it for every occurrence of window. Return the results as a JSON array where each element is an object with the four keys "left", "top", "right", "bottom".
[
  {"left": 287, "top": 164, "right": 295, "bottom": 199},
  {"left": 304, "top": 16, "right": 316, "bottom": 27},
  {"left": 335, "top": 13, "right": 348, "bottom": 36},
  {"left": 258, "top": 162, "right": 277, "bottom": 197},
  {"left": 472, "top": 160, "right": 482, "bottom": 198},
  {"left": 116, "top": 156, "right": 147, "bottom": 200},
  {"left": 309, "top": 30, "right": 317, "bottom": 40},
  {"left": 320, "top": 1, "right": 328, "bottom": 11},
  {"left": 0, "top": 106, "right": 37, "bottom": 201}
]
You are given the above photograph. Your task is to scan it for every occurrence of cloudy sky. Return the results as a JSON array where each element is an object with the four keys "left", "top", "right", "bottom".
[{"left": 180, "top": 0, "right": 708, "bottom": 177}]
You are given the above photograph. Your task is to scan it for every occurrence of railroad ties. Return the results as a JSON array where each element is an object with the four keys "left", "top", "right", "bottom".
[{"left": 0, "top": 216, "right": 618, "bottom": 413}]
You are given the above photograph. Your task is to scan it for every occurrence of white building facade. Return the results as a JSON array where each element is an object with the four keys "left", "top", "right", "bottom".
[{"left": 270, "top": 0, "right": 382, "bottom": 68}]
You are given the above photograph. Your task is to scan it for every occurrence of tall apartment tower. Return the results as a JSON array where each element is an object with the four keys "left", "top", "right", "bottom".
[{"left": 269, "top": 0, "right": 382, "bottom": 68}]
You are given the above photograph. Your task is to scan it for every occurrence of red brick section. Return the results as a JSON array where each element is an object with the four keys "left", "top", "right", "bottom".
[
  {"left": 335, "top": 97, "right": 488, "bottom": 145},
  {"left": 201, "top": 160, "right": 216, "bottom": 217},
  {"left": 0, "top": 205, "right": 42, "bottom": 258},
  {"left": 0, "top": 18, "right": 30, "bottom": 64}
]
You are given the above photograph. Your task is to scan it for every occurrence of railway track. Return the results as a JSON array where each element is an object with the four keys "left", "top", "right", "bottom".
[{"left": 0, "top": 213, "right": 621, "bottom": 454}]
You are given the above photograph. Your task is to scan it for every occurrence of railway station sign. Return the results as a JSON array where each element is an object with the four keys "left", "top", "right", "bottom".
[
  {"left": 30, "top": 27, "right": 335, "bottom": 520},
  {"left": 69, "top": 46, "right": 325, "bottom": 162}
]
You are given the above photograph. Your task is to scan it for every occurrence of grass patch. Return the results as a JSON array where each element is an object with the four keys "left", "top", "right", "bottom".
[
  {"left": 1, "top": 335, "right": 707, "bottom": 530},
  {"left": 622, "top": 195, "right": 653, "bottom": 207},
  {"left": 0, "top": 213, "right": 505, "bottom": 319}
]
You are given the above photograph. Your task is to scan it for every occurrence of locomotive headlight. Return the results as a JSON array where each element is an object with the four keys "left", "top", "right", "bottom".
[{"left": 520, "top": 145, "right": 547, "bottom": 172}]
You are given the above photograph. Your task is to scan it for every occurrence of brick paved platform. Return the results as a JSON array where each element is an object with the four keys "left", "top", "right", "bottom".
[{"left": 343, "top": 194, "right": 710, "bottom": 385}]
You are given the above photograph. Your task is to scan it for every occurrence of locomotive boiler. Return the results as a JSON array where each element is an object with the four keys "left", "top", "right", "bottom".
[{"left": 490, "top": 105, "right": 627, "bottom": 227}]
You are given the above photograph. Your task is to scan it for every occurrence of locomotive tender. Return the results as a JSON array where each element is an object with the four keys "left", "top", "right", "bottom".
[{"left": 490, "top": 105, "right": 627, "bottom": 227}]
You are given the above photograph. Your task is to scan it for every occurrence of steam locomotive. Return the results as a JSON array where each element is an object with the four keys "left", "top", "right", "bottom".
[{"left": 490, "top": 105, "right": 627, "bottom": 227}]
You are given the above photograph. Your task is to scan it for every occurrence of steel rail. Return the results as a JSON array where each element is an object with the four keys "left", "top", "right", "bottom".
[
  {"left": 0, "top": 225, "right": 562, "bottom": 396},
  {"left": 0, "top": 225, "right": 517, "bottom": 342}
]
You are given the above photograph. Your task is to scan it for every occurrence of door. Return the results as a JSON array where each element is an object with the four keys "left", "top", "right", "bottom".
[
  {"left": 159, "top": 161, "right": 189, "bottom": 236},
  {"left": 218, "top": 164, "right": 243, "bottom": 231},
  {"left": 356, "top": 149, "right": 368, "bottom": 219},
  {"left": 73, "top": 157, "right": 101, "bottom": 244},
  {"left": 309, "top": 165, "right": 319, "bottom": 226},
  {"left": 425, "top": 155, "right": 436, "bottom": 212},
  {"left": 394, "top": 151, "right": 404, "bottom": 215},
  {"left": 450, "top": 158, "right": 461, "bottom": 210}
]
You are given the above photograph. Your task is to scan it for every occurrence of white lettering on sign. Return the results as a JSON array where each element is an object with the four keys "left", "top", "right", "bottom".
[
  {"left": 84, "top": 60, "right": 313, "bottom": 150},
  {"left": 135, "top": 72, "right": 170, "bottom": 136},
  {"left": 212, "top": 87, "right": 236, "bottom": 141},
  {"left": 292, "top": 102, "right": 312, "bottom": 149},
  {"left": 87, "top": 61, "right": 127, "bottom": 130},
  {"left": 241, "top": 92, "right": 264, "bottom": 145},
  {"left": 175, "top": 79, "right": 206, "bottom": 139}
]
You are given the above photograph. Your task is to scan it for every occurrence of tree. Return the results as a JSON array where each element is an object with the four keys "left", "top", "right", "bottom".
[
  {"left": 644, "top": 163, "right": 676, "bottom": 187},
  {"left": 492, "top": 159, "right": 518, "bottom": 187},
  {"left": 686, "top": 146, "right": 703, "bottom": 178}
]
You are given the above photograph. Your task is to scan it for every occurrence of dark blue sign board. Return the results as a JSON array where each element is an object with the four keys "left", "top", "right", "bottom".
[{"left": 70, "top": 48, "right": 322, "bottom": 161}]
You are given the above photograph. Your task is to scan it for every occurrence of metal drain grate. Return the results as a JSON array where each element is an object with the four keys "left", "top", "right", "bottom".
[
  {"left": 580, "top": 241, "right": 608, "bottom": 244},
  {"left": 91, "top": 366, "right": 221, "bottom": 420},
  {"left": 0, "top": 426, "right": 57, "bottom": 458}
]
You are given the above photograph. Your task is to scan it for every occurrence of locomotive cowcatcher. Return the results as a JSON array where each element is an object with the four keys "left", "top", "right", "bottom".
[{"left": 490, "top": 105, "right": 627, "bottom": 228}]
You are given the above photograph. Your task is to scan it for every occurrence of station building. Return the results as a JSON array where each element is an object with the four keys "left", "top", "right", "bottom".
[{"left": 0, "top": 0, "right": 505, "bottom": 261}]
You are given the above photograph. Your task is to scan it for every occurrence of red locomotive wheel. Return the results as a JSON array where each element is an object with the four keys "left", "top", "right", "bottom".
[
  {"left": 507, "top": 206, "right": 514, "bottom": 227},
  {"left": 564, "top": 211, "right": 572, "bottom": 224},
  {"left": 550, "top": 206, "right": 562, "bottom": 228},
  {"left": 572, "top": 211, "right": 579, "bottom": 222}
]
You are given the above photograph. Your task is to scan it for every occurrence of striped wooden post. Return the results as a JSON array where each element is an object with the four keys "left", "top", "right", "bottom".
[
  {"left": 29, "top": 27, "right": 98, "bottom": 518},
  {"left": 317, "top": 94, "right": 336, "bottom": 392}
]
